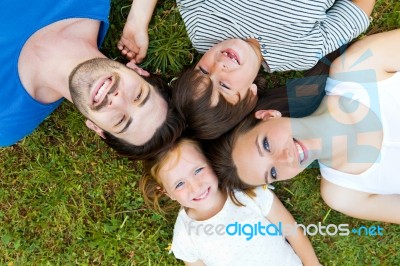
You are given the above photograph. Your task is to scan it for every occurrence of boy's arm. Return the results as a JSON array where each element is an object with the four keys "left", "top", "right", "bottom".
[
  {"left": 267, "top": 193, "right": 320, "bottom": 266},
  {"left": 351, "top": 0, "right": 375, "bottom": 16},
  {"left": 117, "top": 0, "right": 158, "bottom": 63}
]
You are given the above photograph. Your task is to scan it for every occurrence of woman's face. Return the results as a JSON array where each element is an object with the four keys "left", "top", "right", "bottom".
[
  {"left": 232, "top": 114, "right": 310, "bottom": 186},
  {"left": 195, "top": 39, "right": 263, "bottom": 105},
  {"left": 159, "top": 142, "right": 220, "bottom": 213}
]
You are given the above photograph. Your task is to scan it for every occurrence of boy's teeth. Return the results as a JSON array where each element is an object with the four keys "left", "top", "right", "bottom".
[{"left": 295, "top": 142, "right": 304, "bottom": 163}]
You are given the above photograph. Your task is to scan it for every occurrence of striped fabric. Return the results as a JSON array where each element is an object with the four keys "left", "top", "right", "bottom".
[{"left": 176, "top": 0, "right": 370, "bottom": 72}]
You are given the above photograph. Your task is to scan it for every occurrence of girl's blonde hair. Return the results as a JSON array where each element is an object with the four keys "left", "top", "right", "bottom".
[{"left": 139, "top": 139, "right": 202, "bottom": 213}]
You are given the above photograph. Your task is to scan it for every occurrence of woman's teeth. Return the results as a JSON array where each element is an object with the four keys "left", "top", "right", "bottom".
[
  {"left": 295, "top": 141, "right": 305, "bottom": 163},
  {"left": 94, "top": 79, "right": 111, "bottom": 102}
]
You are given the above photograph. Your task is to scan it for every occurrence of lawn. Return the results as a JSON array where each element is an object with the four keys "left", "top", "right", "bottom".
[{"left": 1, "top": 0, "right": 399, "bottom": 265}]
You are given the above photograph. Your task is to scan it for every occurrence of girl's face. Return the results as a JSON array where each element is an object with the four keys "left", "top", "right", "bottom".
[
  {"left": 159, "top": 142, "right": 220, "bottom": 214},
  {"left": 232, "top": 113, "right": 311, "bottom": 186},
  {"left": 195, "top": 39, "right": 263, "bottom": 105}
]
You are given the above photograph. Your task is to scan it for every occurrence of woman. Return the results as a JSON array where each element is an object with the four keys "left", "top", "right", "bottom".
[{"left": 205, "top": 29, "right": 400, "bottom": 224}]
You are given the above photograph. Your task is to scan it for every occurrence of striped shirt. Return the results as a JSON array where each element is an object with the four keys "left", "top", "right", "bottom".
[{"left": 176, "top": 0, "right": 370, "bottom": 72}]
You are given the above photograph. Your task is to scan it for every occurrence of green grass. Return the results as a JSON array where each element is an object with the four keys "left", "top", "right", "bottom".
[{"left": 1, "top": 0, "right": 400, "bottom": 265}]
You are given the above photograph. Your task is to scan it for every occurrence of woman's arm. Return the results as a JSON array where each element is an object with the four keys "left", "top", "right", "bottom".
[
  {"left": 330, "top": 29, "right": 400, "bottom": 80},
  {"left": 267, "top": 193, "right": 321, "bottom": 266},
  {"left": 184, "top": 260, "right": 206, "bottom": 266},
  {"left": 321, "top": 178, "right": 400, "bottom": 223}
]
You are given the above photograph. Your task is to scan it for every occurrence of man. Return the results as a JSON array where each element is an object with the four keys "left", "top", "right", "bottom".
[{"left": 0, "top": 0, "right": 183, "bottom": 159}]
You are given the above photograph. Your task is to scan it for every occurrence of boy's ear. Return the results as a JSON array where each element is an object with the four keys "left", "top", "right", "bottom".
[
  {"left": 250, "top": 84, "right": 258, "bottom": 96},
  {"left": 254, "top": 110, "right": 281, "bottom": 121},
  {"left": 85, "top": 120, "right": 106, "bottom": 139}
]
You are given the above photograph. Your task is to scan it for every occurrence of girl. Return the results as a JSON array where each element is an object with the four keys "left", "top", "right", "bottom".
[
  {"left": 140, "top": 138, "right": 320, "bottom": 265},
  {"left": 205, "top": 29, "right": 400, "bottom": 224}
]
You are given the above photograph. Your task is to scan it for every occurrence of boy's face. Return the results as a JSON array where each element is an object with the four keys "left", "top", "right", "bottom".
[
  {"left": 159, "top": 142, "right": 220, "bottom": 214},
  {"left": 195, "top": 39, "right": 263, "bottom": 106}
]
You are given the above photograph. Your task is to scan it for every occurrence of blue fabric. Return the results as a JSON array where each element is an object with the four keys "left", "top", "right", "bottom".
[{"left": 0, "top": 0, "right": 110, "bottom": 146}]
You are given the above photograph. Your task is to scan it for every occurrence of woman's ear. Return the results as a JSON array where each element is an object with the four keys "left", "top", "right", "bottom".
[
  {"left": 250, "top": 84, "right": 258, "bottom": 96},
  {"left": 85, "top": 120, "right": 106, "bottom": 139},
  {"left": 254, "top": 110, "right": 281, "bottom": 120}
]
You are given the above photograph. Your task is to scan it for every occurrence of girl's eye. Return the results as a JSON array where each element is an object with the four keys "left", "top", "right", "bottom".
[
  {"left": 199, "top": 67, "right": 209, "bottom": 75},
  {"left": 270, "top": 167, "right": 277, "bottom": 180},
  {"left": 219, "top": 82, "right": 230, "bottom": 90},
  {"left": 263, "top": 137, "right": 270, "bottom": 152},
  {"left": 194, "top": 167, "right": 204, "bottom": 176},
  {"left": 115, "top": 116, "right": 125, "bottom": 127},
  {"left": 134, "top": 89, "right": 142, "bottom": 101},
  {"left": 175, "top": 181, "right": 184, "bottom": 189}
]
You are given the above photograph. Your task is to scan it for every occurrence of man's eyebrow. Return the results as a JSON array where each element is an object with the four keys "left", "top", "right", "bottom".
[
  {"left": 138, "top": 86, "right": 151, "bottom": 107},
  {"left": 117, "top": 117, "right": 132, "bottom": 134}
]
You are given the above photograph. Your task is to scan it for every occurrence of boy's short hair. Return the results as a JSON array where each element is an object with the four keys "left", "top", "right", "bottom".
[{"left": 171, "top": 66, "right": 263, "bottom": 139}]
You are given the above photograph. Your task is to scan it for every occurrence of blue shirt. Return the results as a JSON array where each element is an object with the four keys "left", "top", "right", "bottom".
[{"left": 0, "top": 0, "right": 110, "bottom": 146}]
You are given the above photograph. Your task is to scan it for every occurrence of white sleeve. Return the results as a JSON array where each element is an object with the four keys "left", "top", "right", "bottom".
[
  {"left": 252, "top": 186, "right": 274, "bottom": 217},
  {"left": 170, "top": 213, "right": 200, "bottom": 263}
]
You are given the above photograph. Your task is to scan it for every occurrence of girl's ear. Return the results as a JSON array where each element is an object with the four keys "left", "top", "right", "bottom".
[
  {"left": 85, "top": 120, "right": 106, "bottom": 139},
  {"left": 254, "top": 110, "right": 281, "bottom": 120},
  {"left": 250, "top": 84, "right": 258, "bottom": 96}
]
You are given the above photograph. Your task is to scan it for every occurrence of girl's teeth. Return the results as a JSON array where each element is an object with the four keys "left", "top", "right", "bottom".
[{"left": 194, "top": 189, "right": 209, "bottom": 200}]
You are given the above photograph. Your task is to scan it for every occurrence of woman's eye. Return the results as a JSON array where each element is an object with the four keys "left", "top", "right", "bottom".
[
  {"left": 263, "top": 137, "right": 270, "bottom": 152},
  {"left": 175, "top": 181, "right": 184, "bottom": 189},
  {"left": 134, "top": 90, "right": 142, "bottom": 101},
  {"left": 270, "top": 167, "right": 277, "bottom": 180},
  {"left": 194, "top": 167, "right": 204, "bottom": 176},
  {"left": 199, "top": 67, "right": 209, "bottom": 75},
  {"left": 219, "top": 82, "right": 230, "bottom": 90}
]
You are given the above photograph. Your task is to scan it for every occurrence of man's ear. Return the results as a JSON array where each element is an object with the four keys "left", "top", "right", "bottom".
[
  {"left": 250, "top": 84, "right": 258, "bottom": 96},
  {"left": 85, "top": 120, "right": 106, "bottom": 139},
  {"left": 254, "top": 110, "right": 281, "bottom": 120},
  {"left": 126, "top": 60, "right": 150, "bottom": 77}
]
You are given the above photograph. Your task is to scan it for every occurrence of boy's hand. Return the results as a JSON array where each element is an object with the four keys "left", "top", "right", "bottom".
[{"left": 117, "top": 23, "right": 149, "bottom": 64}]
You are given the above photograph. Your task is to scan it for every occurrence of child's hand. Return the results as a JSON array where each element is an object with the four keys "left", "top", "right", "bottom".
[{"left": 117, "top": 23, "right": 149, "bottom": 64}]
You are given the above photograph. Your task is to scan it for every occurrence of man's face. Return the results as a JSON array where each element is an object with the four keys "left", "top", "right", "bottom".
[{"left": 69, "top": 58, "right": 167, "bottom": 145}]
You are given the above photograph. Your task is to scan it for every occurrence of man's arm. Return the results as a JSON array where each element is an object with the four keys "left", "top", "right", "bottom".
[
  {"left": 117, "top": 0, "right": 158, "bottom": 63},
  {"left": 267, "top": 193, "right": 321, "bottom": 266}
]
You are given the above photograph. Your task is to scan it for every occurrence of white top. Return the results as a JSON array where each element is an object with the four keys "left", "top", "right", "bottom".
[
  {"left": 170, "top": 186, "right": 302, "bottom": 266},
  {"left": 320, "top": 71, "right": 400, "bottom": 194},
  {"left": 176, "top": 0, "right": 369, "bottom": 72}
]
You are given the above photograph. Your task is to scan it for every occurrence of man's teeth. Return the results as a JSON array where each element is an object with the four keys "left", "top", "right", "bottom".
[
  {"left": 222, "top": 52, "right": 239, "bottom": 64},
  {"left": 194, "top": 189, "right": 209, "bottom": 200},
  {"left": 295, "top": 142, "right": 305, "bottom": 163},
  {"left": 94, "top": 79, "right": 111, "bottom": 102}
]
